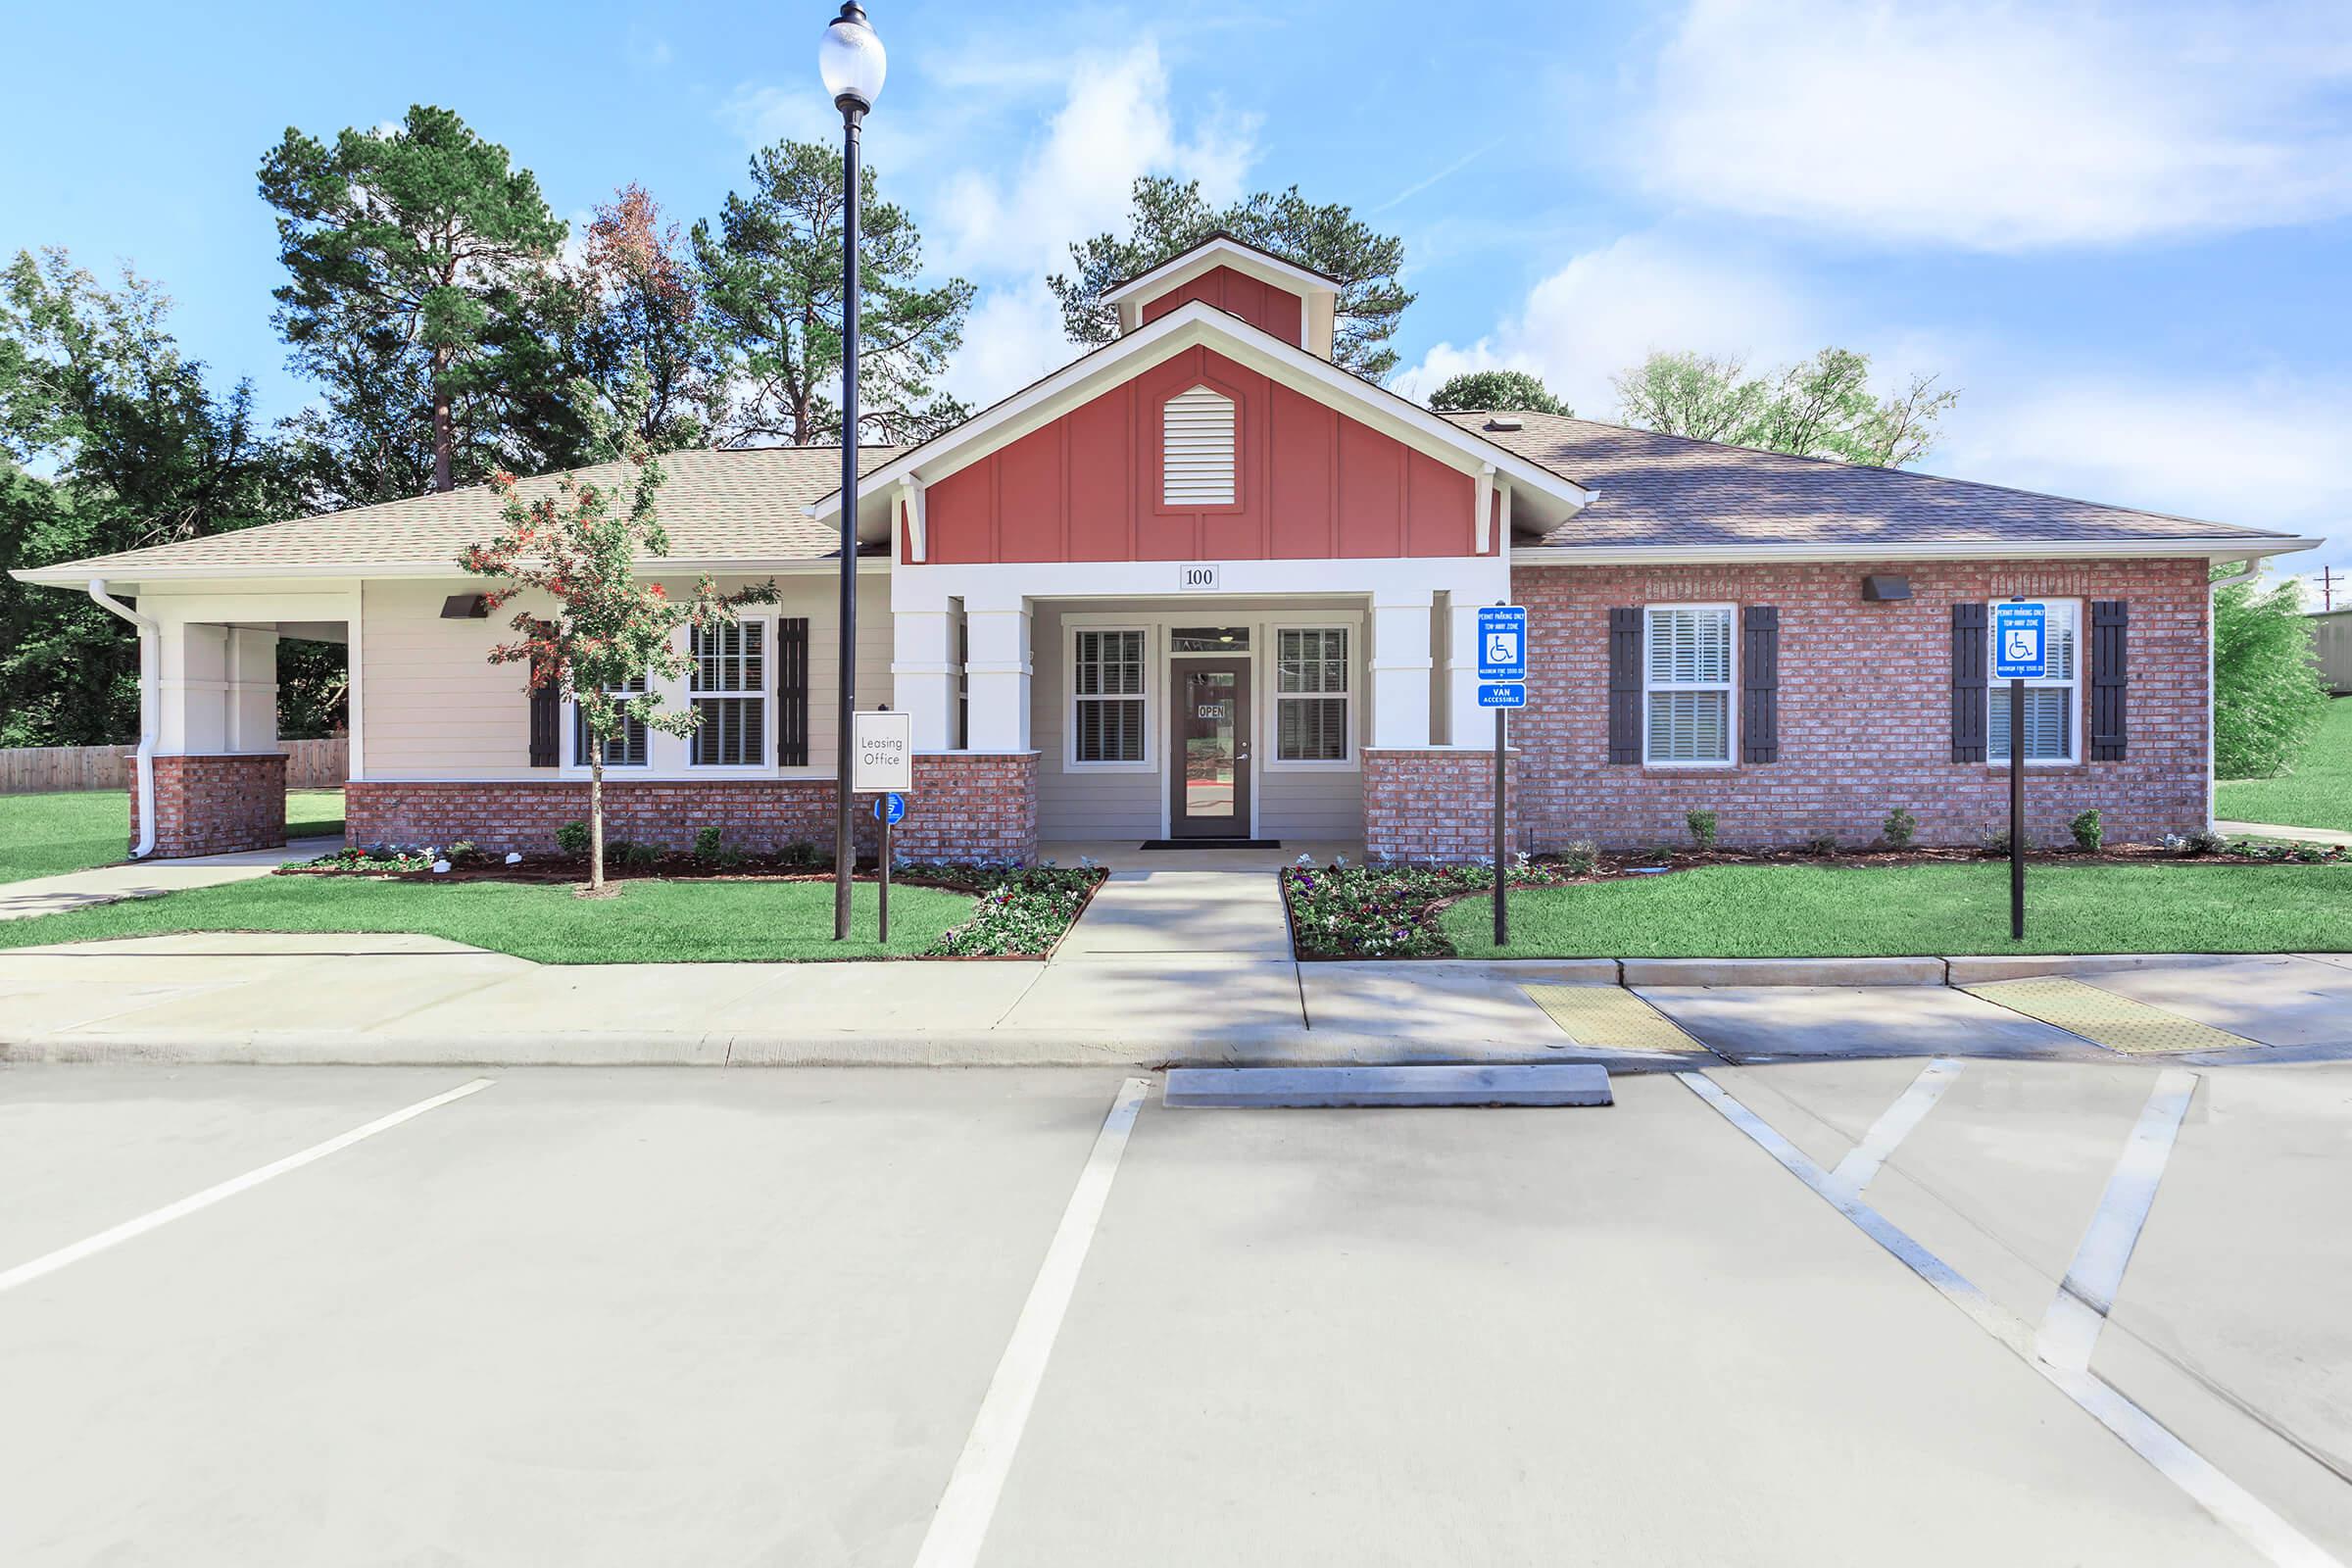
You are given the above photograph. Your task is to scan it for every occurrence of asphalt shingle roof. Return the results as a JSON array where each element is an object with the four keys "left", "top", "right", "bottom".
[
  {"left": 1445, "top": 411, "right": 2291, "bottom": 552},
  {"left": 43, "top": 445, "right": 903, "bottom": 578}
]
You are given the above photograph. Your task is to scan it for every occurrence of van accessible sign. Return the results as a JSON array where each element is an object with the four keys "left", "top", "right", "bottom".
[
  {"left": 1992, "top": 601, "right": 2048, "bottom": 681},
  {"left": 852, "top": 710, "right": 912, "bottom": 792}
]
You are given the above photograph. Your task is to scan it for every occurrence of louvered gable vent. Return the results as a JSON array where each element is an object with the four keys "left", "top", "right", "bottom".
[{"left": 1162, "top": 385, "right": 1236, "bottom": 507}]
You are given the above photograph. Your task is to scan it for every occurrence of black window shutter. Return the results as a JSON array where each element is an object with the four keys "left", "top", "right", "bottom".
[
  {"left": 777, "top": 616, "right": 810, "bottom": 767},
  {"left": 1950, "top": 603, "right": 1987, "bottom": 763},
  {"left": 1741, "top": 605, "right": 1779, "bottom": 763},
  {"left": 527, "top": 681, "right": 561, "bottom": 767},
  {"left": 2090, "top": 601, "right": 2129, "bottom": 760},
  {"left": 1607, "top": 608, "right": 1642, "bottom": 764}
]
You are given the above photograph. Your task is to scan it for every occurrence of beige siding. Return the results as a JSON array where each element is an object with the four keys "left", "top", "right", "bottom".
[{"left": 360, "top": 573, "right": 891, "bottom": 781}]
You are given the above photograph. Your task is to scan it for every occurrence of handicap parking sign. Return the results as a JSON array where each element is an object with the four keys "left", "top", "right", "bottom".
[
  {"left": 871, "top": 792, "right": 907, "bottom": 826},
  {"left": 1477, "top": 606, "right": 1528, "bottom": 681},
  {"left": 1992, "top": 602, "right": 2048, "bottom": 680}
]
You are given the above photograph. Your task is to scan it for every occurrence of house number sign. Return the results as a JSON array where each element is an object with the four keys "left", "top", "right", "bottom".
[{"left": 1180, "top": 564, "right": 1221, "bottom": 592}]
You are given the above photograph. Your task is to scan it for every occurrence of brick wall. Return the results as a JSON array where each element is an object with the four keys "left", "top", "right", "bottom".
[
  {"left": 1514, "top": 559, "right": 2210, "bottom": 851},
  {"left": 133, "top": 754, "right": 287, "bottom": 858},
  {"left": 891, "top": 753, "right": 1038, "bottom": 864},
  {"left": 1363, "top": 748, "right": 1517, "bottom": 864},
  {"left": 346, "top": 760, "right": 1041, "bottom": 865}
]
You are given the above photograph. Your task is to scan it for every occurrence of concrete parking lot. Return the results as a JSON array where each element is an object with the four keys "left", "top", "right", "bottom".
[{"left": 2, "top": 1061, "right": 2346, "bottom": 1566}]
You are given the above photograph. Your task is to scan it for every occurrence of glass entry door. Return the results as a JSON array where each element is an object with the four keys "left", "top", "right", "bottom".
[{"left": 1171, "top": 660, "right": 1250, "bottom": 837}]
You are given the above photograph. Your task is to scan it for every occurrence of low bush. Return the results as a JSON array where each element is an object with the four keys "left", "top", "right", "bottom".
[
  {"left": 1805, "top": 829, "right": 1839, "bottom": 857},
  {"left": 556, "top": 820, "right": 591, "bottom": 856},
  {"left": 1687, "top": 809, "right": 1719, "bottom": 851},
  {"left": 2070, "top": 808, "right": 2104, "bottom": 853},
  {"left": 1883, "top": 807, "right": 1917, "bottom": 848},
  {"left": 1557, "top": 839, "right": 1598, "bottom": 875}
]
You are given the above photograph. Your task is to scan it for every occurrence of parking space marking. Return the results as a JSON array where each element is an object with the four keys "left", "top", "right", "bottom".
[
  {"left": 912, "top": 1076, "right": 1151, "bottom": 1568},
  {"left": 1523, "top": 984, "right": 1710, "bottom": 1053},
  {"left": 1962, "top": 977, "right": 2260, "bottom": 1055},
  {"left": 1826, "top": 1057, "right": 1963, "bottom": 1200},
  {"left": 2037, "top": 1069, "right": 2199, "bottom": 1373},
  {"left": 1678, "top": 1070, "right": 2340, "bottom": 1568},
  {"left": 0, "top": 1077, "right": 494, "bottom": 1298}
]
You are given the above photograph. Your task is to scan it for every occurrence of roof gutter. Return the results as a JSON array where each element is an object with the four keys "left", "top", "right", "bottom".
[
  {"left": 86, "top": 580, "right": 158, "bottom": 859},
  {"left": 1510, "top": 537, "right": 2321, "bottom": 566}
]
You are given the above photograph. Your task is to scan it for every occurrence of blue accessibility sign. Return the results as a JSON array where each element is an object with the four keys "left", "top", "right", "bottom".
[
  {"left": 872, "top": 792, "right": 907, "bottom": 826},
  {"left": 1477, "top": 605, "right": 1528, "bottom": 681},
  {"left": 1992, "top": 601, "right": 2048, "bottom": 680},
  {"left": 1477, "top": 682, "right": 1527, "bottom": 709}
]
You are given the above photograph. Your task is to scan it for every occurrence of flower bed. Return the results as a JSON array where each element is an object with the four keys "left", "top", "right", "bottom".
[{"left": 925, "top": 865, "right": 1104, "bottom": 957}]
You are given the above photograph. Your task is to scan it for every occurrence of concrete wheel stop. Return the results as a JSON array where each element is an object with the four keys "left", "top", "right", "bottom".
[{"left": 1163, "top": 1063, "right": 1613, "bottom": 1108}]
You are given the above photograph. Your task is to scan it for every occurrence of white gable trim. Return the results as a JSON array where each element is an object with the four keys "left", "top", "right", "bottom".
[{"left": 806, "top": 300, "right": 1594, "bottom": 529}]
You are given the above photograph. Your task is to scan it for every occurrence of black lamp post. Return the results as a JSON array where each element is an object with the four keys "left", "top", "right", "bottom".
[{"left": 820, "top": 1, "right": 885, "bottom": 940}]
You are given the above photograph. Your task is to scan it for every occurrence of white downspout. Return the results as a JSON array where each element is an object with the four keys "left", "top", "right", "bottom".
[
  {"left": 87, "top": 579, "right": 159, "bottom": 858},
  {"left": 2205, "top": 560, "right": 2261, "bottom": 834}
]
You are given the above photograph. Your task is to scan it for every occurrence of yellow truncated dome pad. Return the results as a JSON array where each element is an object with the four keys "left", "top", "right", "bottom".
[
  {"left": 1522, "top": 984, "right": 1710, "bottom": 1053},
  {"left": 1960, "top": 976, "right": 2262, "bottom": 1056}
]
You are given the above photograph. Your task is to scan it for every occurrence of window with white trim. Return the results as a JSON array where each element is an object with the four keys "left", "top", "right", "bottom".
[
  {"left": 1162, "top": 385, "right": 1235, "bottom": 506},
  {"left": 1275, "top": 627, "right": 1351, "bottom": 762},
  {"left": 1987, "top": 599, "right": 2080, "bottom": 762},
  {"left": 572, "top": 673, "right": 649, "bottom": 767},
  {"left": 1644, "top": 606, "right": 1735, "bottom": 764},
  {"left": 1072, "top": 628, "right": 1147, "bottom": 762},
  {"left": 690, "top": 619, "right": 767, "bottom": 766}
]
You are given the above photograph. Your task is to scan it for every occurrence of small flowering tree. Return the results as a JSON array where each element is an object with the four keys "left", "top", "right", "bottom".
[{"left": 457, "top": 381, "right": 751, "bottom": 892}]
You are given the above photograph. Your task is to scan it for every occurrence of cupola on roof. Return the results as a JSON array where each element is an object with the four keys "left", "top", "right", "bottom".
[{"left": 1101, "top": 232, "right": 1341, "bottom": 359}]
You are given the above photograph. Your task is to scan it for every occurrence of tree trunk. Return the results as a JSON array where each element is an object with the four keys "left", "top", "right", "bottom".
[
  {"left": 589, "top": 752, "right": 605, "bottom": 894},
  {"left": 431, "top": 348, "right": 455, "bottom": 493}
]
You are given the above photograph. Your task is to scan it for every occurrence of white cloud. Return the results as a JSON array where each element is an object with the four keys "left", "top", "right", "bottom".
[
  {"left": 1942, "top": 374, "right": 2352, "bottom": 562},
  {"left": 932, "top": 41, "right": 1256, "bottom": 279},
  {"left": 942, "top": 279, "right": 1072, "bottom": 411},
  {"left": 1393, "top": 233, "right": 1816, "bottom": 416},
  {"left": 1639, "top": 0, "right": 2352, "bottom": 248}
]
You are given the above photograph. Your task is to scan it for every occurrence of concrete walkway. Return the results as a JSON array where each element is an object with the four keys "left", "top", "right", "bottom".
[
  {"left": 0, "top": 837, "right": 340, "bottom": 922},
  {"left": 2215, "top": 818, "right": 2352, "bottom": 847}
]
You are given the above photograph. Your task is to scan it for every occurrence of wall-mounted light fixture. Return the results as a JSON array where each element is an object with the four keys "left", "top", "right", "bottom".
[
  {"left": 1861, "top": 575, "right": 1911, "bottom": 603},
  {"left": 440, "top": 594, "right": 490, "bottom": 619}
]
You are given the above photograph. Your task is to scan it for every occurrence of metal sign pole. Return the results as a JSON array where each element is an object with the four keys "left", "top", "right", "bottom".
[
  {"left": 879, "top": 807, "right": 891, "bottom": 945},
  {"left": 2010, "top": 675, "right": 2026, "bottom": 941},
  {"left": 1494, "top": 706, "right": 1508, "bottom": 948}
]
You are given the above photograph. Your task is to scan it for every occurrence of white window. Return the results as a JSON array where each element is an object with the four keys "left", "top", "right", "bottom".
[
  {"left": 690, "top": 618, "right": 768, "bottom": 767},
  {"left": 572, "top": 673, "right": 649, "bottom": 767},
  {"left": 1275, "top": 627, "right": 1351, "bottom": 762},
  {"left": 1644, "top": 605, "right": 1735, "bottom": 765},
  {"left": 1162, "top": 385, "right": 1236, "bottom": 507},
  {"left": 1072, "top": 628, "right": 1147, "bottom": 763},
  {"left": 1987, "top": 599, "right": 2080, "bottom": 763}
]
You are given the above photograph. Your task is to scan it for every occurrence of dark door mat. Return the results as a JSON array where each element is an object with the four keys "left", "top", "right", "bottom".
[{"left": 1138, "top": 838, "right": 1283, "bottom": 851}]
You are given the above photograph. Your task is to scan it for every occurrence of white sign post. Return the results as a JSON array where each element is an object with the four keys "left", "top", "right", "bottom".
[{"left": 852, "top": 710, "right": 912, "bottom": 941}]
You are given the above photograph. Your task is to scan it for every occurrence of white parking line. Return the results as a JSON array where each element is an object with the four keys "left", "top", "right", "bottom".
[
  {"left": 2036, "top": 1068, "right": 2199, "bottom": 1373},
  {"left": 1826, "top": 1057, "right": 1963, "bottom": 1200},
  {"left": 1678, "top": 1070, "right": 2340, "bottom": 1568},
  {"left": 0, "top": 1077, "right": 495, "bottom": 1298},
  {"left": 912, "top": 1076, "right": 1151, "bottom": 1568}
]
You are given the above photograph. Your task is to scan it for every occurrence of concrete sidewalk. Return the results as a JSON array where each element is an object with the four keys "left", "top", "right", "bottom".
[
  {"left": 0, "top": 837, "right": 340, "bottom": 922},
  {"left": 2215, "top": 818, "right": 2352, "bottom": 847}
]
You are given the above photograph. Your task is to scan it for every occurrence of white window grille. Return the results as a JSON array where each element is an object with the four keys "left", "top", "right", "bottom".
[
  {"left": 1275, "top": 627, "right": 1350, "bottom": 762},
  {"left": 691, "top": 619, "right": 767, "bottom": 766},
  {"left": 1644, "top": 606, "right": 1735, "bottom": 764},
  {"left": 1073, "top": 628, "right": 1147, "bottom": 762}
]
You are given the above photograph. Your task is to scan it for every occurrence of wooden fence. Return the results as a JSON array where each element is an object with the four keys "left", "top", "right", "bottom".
[{"left": 0, "top": 738, "right": 348, "bottom": 794}]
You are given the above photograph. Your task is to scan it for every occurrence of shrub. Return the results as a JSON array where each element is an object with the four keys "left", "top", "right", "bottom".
[
  {"left": 446, "top": 840, "right": 479, "bottom": 864},
  {"left": 1686, "top": 809, "right": 1719, "bottom": 851},
  {"left": 618, "top": 840, "right": 660, "bottom": 870},
  {"left": 1983, "top": 827, "right": 2011, "bottom": 855},
  {"left": 556, "top": 820, "right": 591, "bottom": 857},
  {"left": 2069, "top": 808, "right": 2104, "bottom": 853},
  {"left": 1883, "top": 807, "right": 1917, "bottom": 849},
  {"left": 1805, "top": 829, "right": 1838, "bottom": 857},
  {"left": 776, "top": 840, "right": 823, "bottom": 870},
  {"left": 2184, "top": 829, "right": 2228, "bottom": 857},
  {"left": 2213, "top": 571, "right": 2328, "bottom": 779},
  {"left": 694, "top": 825, "right": 724, "bottom": 861},
  {"left": 1557, "top": 840, "right": 1598, "bottom": 876}
]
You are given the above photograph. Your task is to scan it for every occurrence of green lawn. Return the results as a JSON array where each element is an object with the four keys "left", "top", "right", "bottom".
[
  {"left": 0, "top": 788, "right": 346, "bottom": 884},
  {"left": 2216, "top": 697, "right": 2352, "bottom": 834},
  {"left": 0, "top": 872, "right": 976, "bottom": 962},
  {"left": 1440, "top": 861, "right": 2350, "bottom": 958}
]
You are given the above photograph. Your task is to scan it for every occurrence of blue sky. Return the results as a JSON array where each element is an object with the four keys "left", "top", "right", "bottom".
[{"left": 5, "top": 0, "right": 2349, "bottom": 589}]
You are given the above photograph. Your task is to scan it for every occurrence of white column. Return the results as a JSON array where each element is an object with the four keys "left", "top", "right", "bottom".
[
  {"left": 890, "top": 579, "right": 957, "bottom": 753},
  {"left": 963, "top": 592, "right": 1032, "bottom": 752},
  {"left": 157, "top": 619, "right": 228, "bottom": 754},
  {"left": 225, "top": 628, "right": 280, "bottom": 754},
  {"left": 1369, "top": 588, "right": 1434, "bottom": 748},
  {"left": 1448, "top": 597, "right": 1495, "bottom": 748}
]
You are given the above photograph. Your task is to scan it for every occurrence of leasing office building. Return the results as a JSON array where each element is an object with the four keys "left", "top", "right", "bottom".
[{"left": 15, "top": 236, "right": 2314, "bottom": 863}]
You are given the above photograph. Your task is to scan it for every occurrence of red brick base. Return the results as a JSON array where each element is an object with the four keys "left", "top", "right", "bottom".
[
  {"left": 345, "top": 758, "right": 1041, "bottom": 865},
  {"left": 1363, "top": 748, "right": 1517, "bottom": 865},
  {"left": 132, "top": 754, "right": 287, "bottom": 858}
]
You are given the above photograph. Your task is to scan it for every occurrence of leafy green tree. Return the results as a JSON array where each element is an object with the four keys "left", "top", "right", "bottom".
[
  {"left": 0, "top": 249, "right": 298, "bottom": 746},
  {"left": 1613, "top": 347, "right": 1956, "bottom": 466},
  {"left": 693, "top": 140, "right": 972, "bottom": 447},
  {"left": 1427, "top": 368, "right": 1572, "bottom": 416},
  {"left": 457, "top": 368, "right": 762, "bottom": 891},
  {"left": 1049, "top": 176, "right": 1414, "bottom": 379},
  {"left": 2213, "top": 569, "right": 2328, "bottom": 779},
  {"left": 259, "top": 105, "right": 578, "bottom": 501},
  {"left": 574, "top": 184, "right": 721, "bottom": 450}
]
